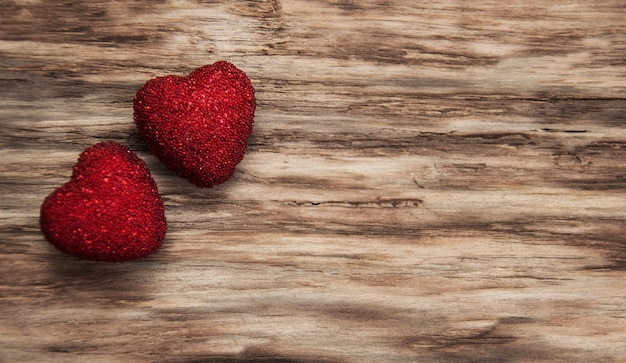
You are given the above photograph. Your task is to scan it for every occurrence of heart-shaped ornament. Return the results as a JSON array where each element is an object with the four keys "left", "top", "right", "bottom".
[
  {"left": 133, "top": 61, "right": 256, "bottom": 188},
  {"left": 40, "top": 142, "right": 167, "bottom": 262}
]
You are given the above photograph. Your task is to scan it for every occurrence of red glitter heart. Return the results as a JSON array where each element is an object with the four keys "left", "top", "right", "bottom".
[
  {"left": 40, "top": 142, "right": 167, "bottom": 262},
  {"left": 133, "top": 61, "right": 256, "bottom": 188}
]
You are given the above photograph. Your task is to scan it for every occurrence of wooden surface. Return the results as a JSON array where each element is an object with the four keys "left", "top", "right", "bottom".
[{"left": 1, "top": 1, "right": 625, "bottom": 362}]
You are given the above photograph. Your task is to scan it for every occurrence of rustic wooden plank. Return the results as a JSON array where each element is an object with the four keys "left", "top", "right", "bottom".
[{"left": 1, "top": 0, "right": 625, "bottom": 362}]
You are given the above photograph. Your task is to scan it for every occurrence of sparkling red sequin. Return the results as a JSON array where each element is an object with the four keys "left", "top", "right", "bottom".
[
  {"left": 40, "top": 142, "right": 167, "bottom": 262},
  {"left": 133, "top": 61, "right": 256, "bottom": 188}
]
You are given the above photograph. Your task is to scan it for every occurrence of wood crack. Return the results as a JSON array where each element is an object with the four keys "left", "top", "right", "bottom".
[{"left": 287, "top": 198, "right": 423, "bottom": 208}]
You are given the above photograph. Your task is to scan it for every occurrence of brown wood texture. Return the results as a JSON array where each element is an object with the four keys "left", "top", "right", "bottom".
[{"left": 1, "top": 1, "right": 625, "bottom": 362}]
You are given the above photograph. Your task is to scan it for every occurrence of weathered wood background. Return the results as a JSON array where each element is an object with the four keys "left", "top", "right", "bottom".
[{"left": 1, "top": 1, "right": 625, "bottom": 362}]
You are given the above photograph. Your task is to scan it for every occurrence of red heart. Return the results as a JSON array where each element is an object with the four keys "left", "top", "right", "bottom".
[
  {"left": 133, "top": 61, "right": 256, "bottom": 188},
  {"left": 40, "top": 142, "right": 167, "bottom": 262}
]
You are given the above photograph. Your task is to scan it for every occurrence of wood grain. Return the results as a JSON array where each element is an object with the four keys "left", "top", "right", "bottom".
[{"left": 1, "top": 1, "right": 625, "bottom": 362}]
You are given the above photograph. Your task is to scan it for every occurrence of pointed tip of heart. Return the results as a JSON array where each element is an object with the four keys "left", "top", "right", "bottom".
[
  {"left": 133, "top": 61, "right": 256, "bottom": 188},
  {"left": 40, "top": 142, "right": 167, "bottom": 262}
]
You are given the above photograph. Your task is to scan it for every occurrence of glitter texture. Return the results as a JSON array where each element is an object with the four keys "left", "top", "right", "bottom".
[
  {"left": 133, "top": 61, "right": 256, "bottom": 188},
  {"left": 40, "top": 142, "right": 167, "bottom": 262}
]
